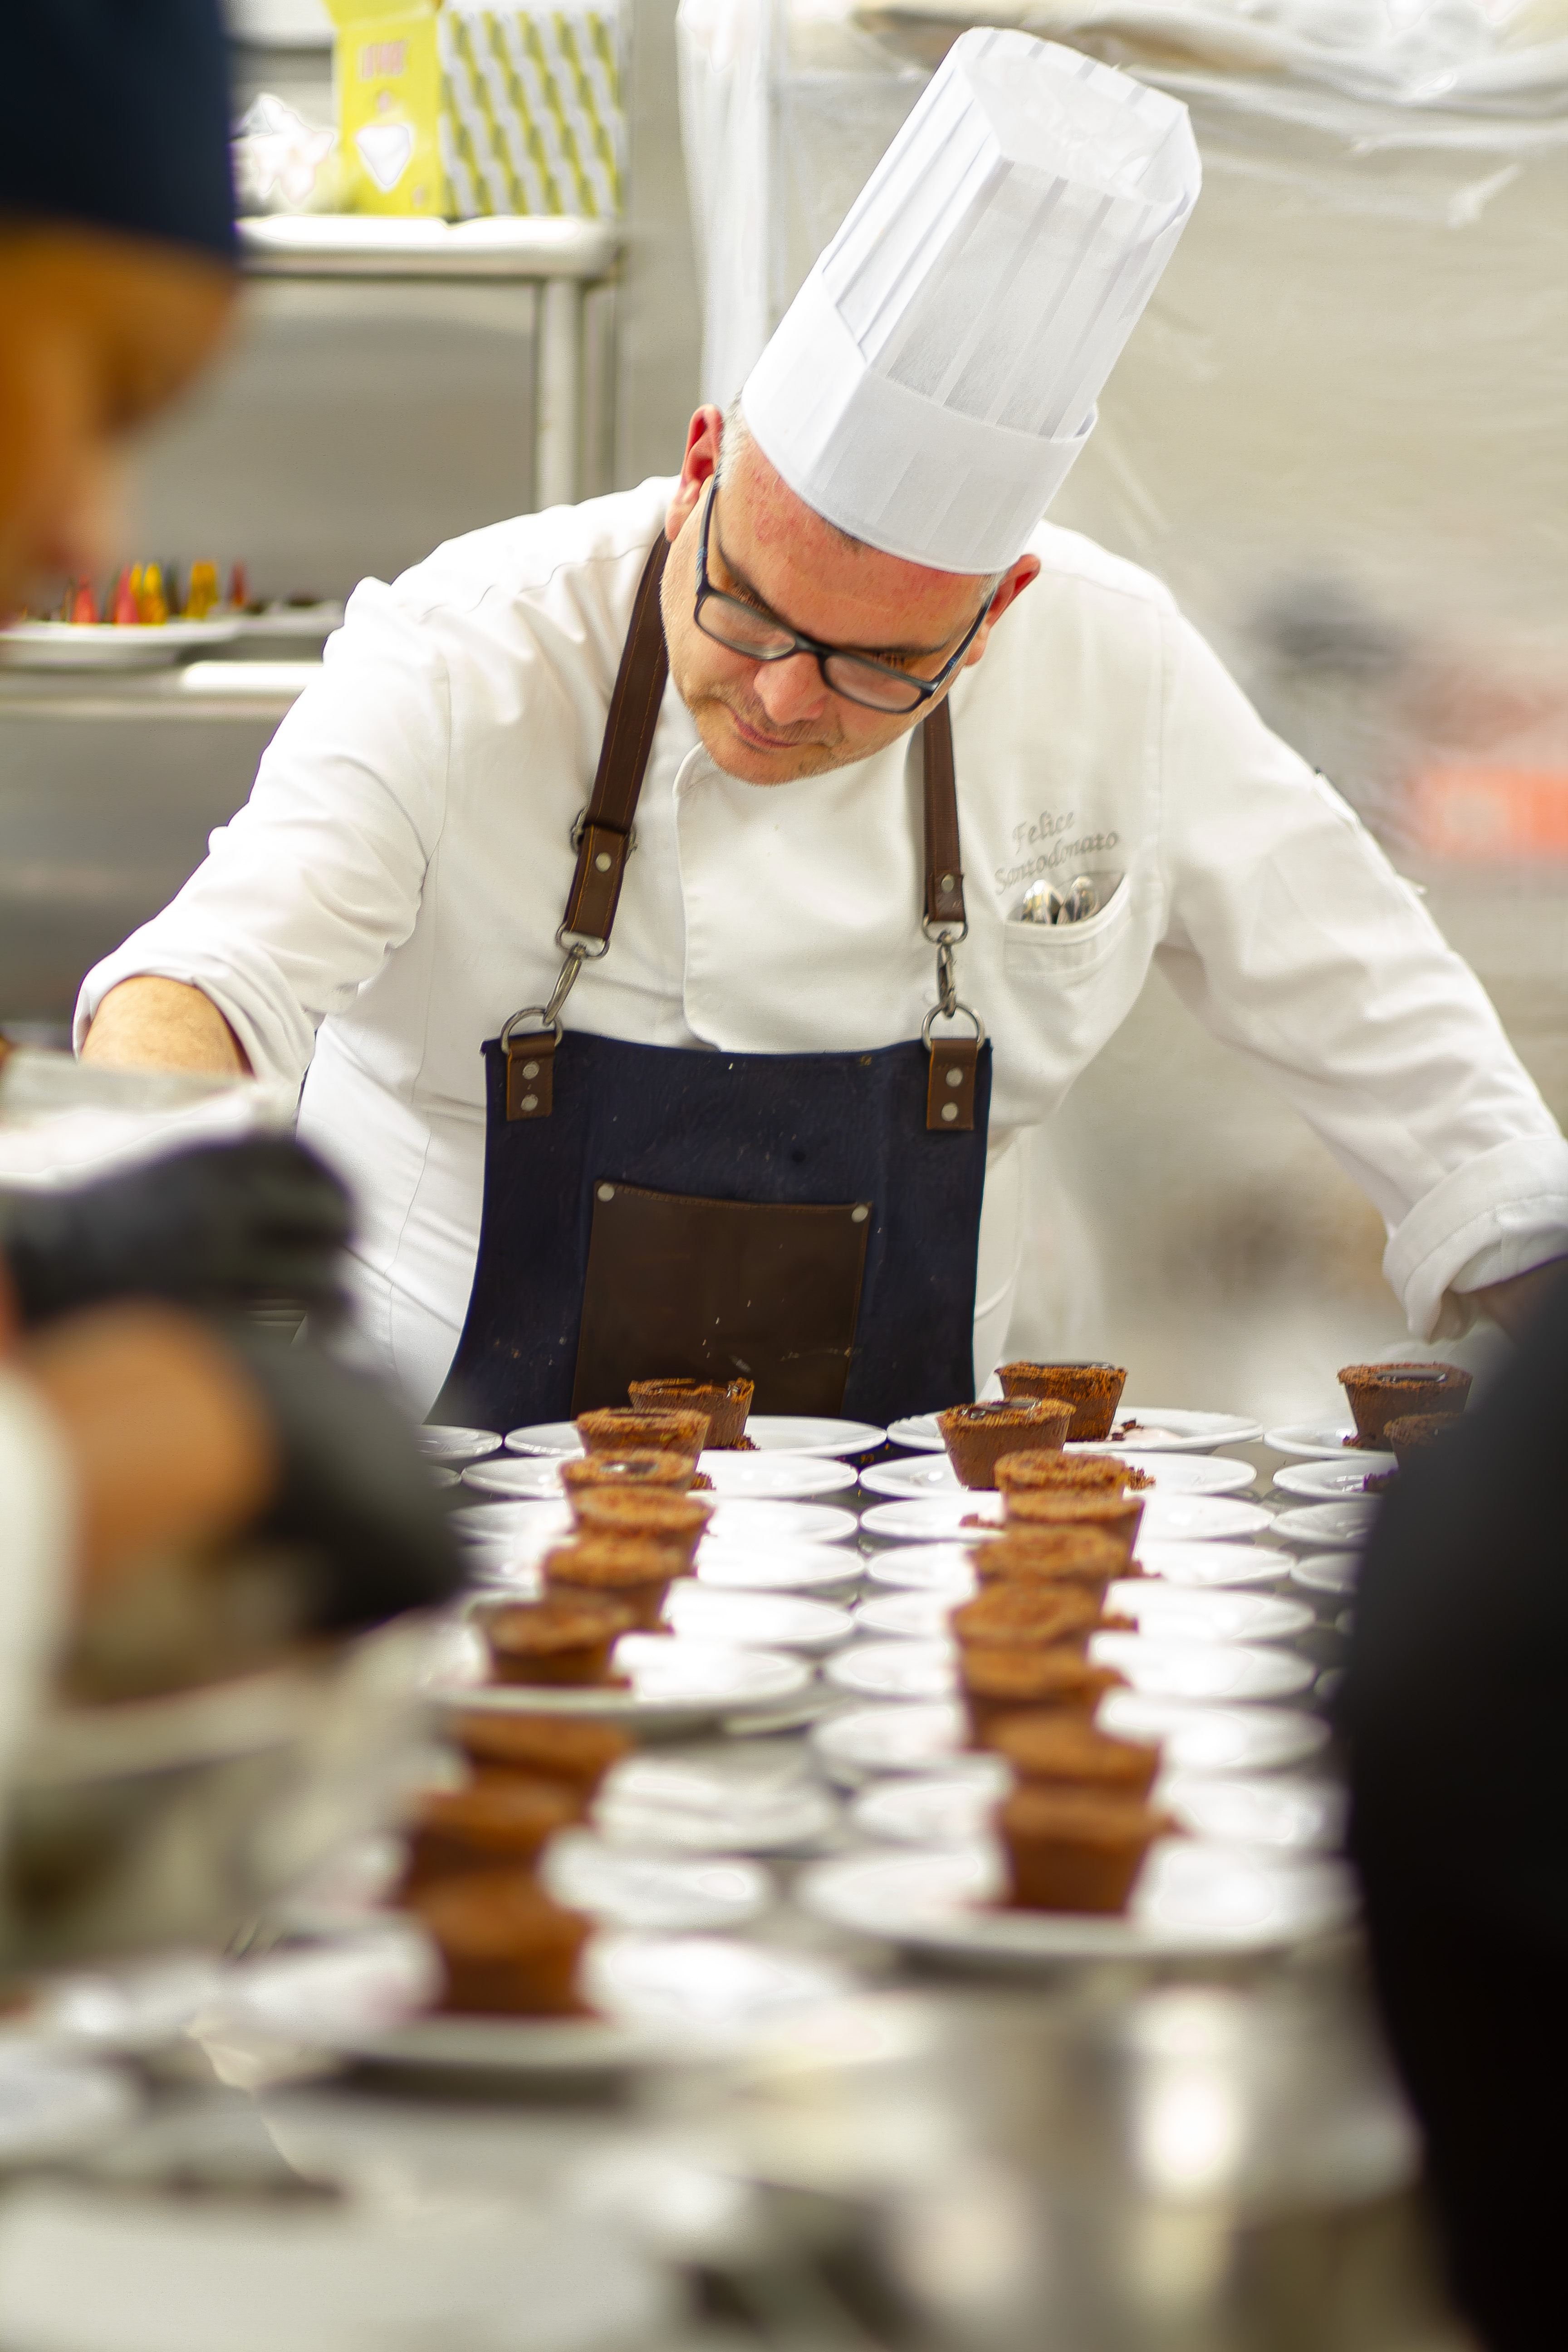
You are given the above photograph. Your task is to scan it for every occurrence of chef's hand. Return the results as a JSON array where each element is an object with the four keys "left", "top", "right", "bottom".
[
  {"left": 0, "top": 1139, "right": 353, "bottom": 1328},
  {"left": 23, "top": 1304, "right": 461, "bottom": 1631},
  {"left": 221, "top": 1325, "right": 463, "bottom": 1631}
]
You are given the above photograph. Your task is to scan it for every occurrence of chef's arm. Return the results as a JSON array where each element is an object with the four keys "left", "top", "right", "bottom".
[
  {"left": 1152, "top": 612, "right": 1568, "bottom": 1343},
  {"left": 80, "top": 975, "right": 250, "bottom": 1075},
  {"left": 73, "top": 576, "right": 453, "bottom": 1089},
  {"left": 1470, "top": 1257, "right": 1568, "bottom": 1341}
]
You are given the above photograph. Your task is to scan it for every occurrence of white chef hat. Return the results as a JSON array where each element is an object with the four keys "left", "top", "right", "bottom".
[{"left": 741, "top": 30, "right": 1200, "bottom": 575}]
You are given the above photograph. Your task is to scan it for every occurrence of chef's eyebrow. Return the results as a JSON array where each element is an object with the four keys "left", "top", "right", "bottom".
[{"left": 712, "top": 519, "right": 966, "bottom": 664}]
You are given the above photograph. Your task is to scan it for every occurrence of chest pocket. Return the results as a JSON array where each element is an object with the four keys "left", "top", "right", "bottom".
[{"left": 1002, "top": 872, "right": 1134, "bottom": 982}]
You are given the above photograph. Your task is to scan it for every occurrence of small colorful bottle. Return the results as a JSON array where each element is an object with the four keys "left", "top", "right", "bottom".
[
  {"left": 70, "top": 581, "right": 99, "bottom": 625},
  {"left": 112, "top": 568, "right": 141, "bottom": 627},
  {"left": 137, "top": 564, "right": 169, "bottom": 625},
  {"left": 226, "top": 560, "right": 250, "bottom": 612},
  {"left": 183, "top": 560, "right": 220, "bottom": 620}
]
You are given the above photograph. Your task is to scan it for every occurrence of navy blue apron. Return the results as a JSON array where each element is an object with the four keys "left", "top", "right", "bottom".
[{"left": 434, "top": 538, "right": 991, "bottom": 1434}]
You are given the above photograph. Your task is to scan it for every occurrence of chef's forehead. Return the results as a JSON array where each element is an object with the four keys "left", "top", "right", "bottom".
[{"left": 0, "top": 0, "right": 235, "bottom": 264}]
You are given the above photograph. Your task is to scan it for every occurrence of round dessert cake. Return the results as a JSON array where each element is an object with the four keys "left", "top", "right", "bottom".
[
  {"left": 484, "top": 1592, "right": 636, "bottom": 1686},
  {"left": 1337, "top": 1361, "right": 1471, "bottom": 1447},
  {"left": 938, "top": 1399, "right": 1073, "bottom": 1489},
  {"left": 996, "top": 1362, "right": 1128, "bottom": 1442},
  {"left": 627, "top": 1377, "right": 754, "bottom": 1449}
]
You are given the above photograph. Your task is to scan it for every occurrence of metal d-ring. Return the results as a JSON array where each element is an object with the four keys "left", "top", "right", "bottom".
[
  {"left": 922, "top": 1000, "right": 985, "bottom": 1052},
  {"left": 500, "top": 1006, "right": 563, "bottom": 1053}
]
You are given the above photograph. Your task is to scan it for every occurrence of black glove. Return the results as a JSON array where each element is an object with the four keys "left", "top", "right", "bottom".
[
  {"left": 225, "top": 1327, "right": 463, "bottom": 1632},
  {"left": 0, "top": 1139, "right": 353, "bottom": 1327}
]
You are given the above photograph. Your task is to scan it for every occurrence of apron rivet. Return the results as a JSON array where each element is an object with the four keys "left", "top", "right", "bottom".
[
  {"left": 522, "top": 1061, "right": 539, "bottom": 1080},
  {"left": 941, "top": 1101, "right": 959, "bottom": 1122},
  {"left": 946, "top": 1066, "right": 963, "bottom": 1087},
  {"left": 595, "top": 852, "right": 612, "bottom": 872},
  {"left": 598, "top": 1183, "right": 616, "bottom": 1202},
  {"left": 521, "top": 1093, "right": 539, "bottom": 1112},
  {"left": 851, "top": 1205, "right": 869, "bottom": 1223},
  {"left": 941, "top": 872, "right": 954, "bottom": 890}
]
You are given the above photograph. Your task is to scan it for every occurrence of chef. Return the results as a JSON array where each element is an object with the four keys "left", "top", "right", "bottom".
[{"left": 79, "top": 31, "right": 1568, "bottom": 1427}]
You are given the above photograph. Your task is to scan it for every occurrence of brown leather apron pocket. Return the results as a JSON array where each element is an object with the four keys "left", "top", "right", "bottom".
[{"left": 571, "top": 1179, "right": 872, "bottom": 1417}]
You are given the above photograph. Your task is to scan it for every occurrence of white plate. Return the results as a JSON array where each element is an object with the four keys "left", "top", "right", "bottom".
[
  {"left": 1135, "top": 1540, "right": 1294, "bottom": 1589},
  {"left": 585, "top": 1932, "right": 851, "bottom": 2044},
  {"left": 426, "top": 1465, "right": 462, "bottom": 1488},
  {"left": 705, "top": 1500, "right": 859, "bottom": 1546},
  {"left": 886, "top": 1413, "right": 946, "bottom": 1451},
  {"left": 1265, "top": 1420, "right": 1361, "bottom": 1460},
  {"left": 1097, "top": 1694, "right": 1332, "bottom": 1773},
  {"left": 540, "top": 1834, "right": 769, "bottom": 1930},
  {"left": 811, "top": 1700, "right": 967, "bottom": 1784},
  {"left": 595, "top": 1747, "right": 838, "bottom": 1854},
  {"left": 852, "top": 1770, "right": 1346, "bottom": 1857},
  {"left": 852, "top": 1767, "right": 1009, "bottom": 1847},
  {"left": 436, "top": 1634, "right": 811, "bottom": 1727},
  {"left": 336, "top": 2010, "right": 671, "bottom": 2076},
  {"left": 1160, "top": 1774, "right": 1347, "bottom": 1854},
  {"left": 1274, "top": 1456, "right": 1396, "bottom": 1501},
  {"left": 827, "top": 1639, "right": 955, "bottom": 1702},
  {"left": 416, "top": 1425, "right": 501, "bottom": 1465},
  {"left": 505, "top": 1416, "right": 882, "bottom": 1458},
  {"left": 663, "top": 1584, "right": 853, "bottom": 1655},
  {"left": 1089, "top": 1635, "right": 1316, "bottom": 1703},
  {"left": 798, "top": 1842, "right": 1355, "bottom": 1963},
  {"left": 0, "top": 2058, "right": 140, "bottom": 2164},
  {"left": 1289, "top": 1549, "right": 1362, "bottom": 1597},
  {"left": 861, "top": 1494, "right": 1003, "bottom": 1541},
  {"left": 743, "top": 1416, "right": 886, "bottom": 1455},
  {"left": 451, "top": 1499, "right": 571, "bottom": 1546},
  {"left": 453, "top": 1495, "right": 858, "bottom": 1552},
  {"left": 855, "top": 1590, "right": 962, "bottom": 1640},
  {"left": 1075, "top": 1408, "right": 1264, "bottom": 1453},
  {"left": 863, "top": 1544, "right": 980, "bottom": 1596},
  {"left": 466, "top": 1452, "right": 857, "bottom": 1501},
  {"left": 1105, "top": 1585, "right": 1315, "bottom": 1644},
  {"left": 862, "top": 1453, "right": 1254, "bottom": 1500},
  {"left": 1271, "top": 1499, "right": 1380, "bottom": 1549},
  {"left": 696, "top": 1542, "right": 862, "bottom": 1595},
  {"left": 1141, "top": 1496, "right": 1274, "bottom": 1544},
  {"left": 0, "top": 617, "right": 240, "bottom": 670}
]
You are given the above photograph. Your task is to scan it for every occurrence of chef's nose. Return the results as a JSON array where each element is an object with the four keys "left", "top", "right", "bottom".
[{"left": 752, "top": 652, "right": 830, "bottom": 726}]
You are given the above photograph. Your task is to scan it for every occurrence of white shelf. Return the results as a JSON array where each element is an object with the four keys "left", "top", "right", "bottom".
[{"left": 239, "top": 212, "right": 618, "bottom": 281}]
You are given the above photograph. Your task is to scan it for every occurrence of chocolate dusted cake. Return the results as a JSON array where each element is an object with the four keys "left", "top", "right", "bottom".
[
  {"left": 970, "top": 1528, "right": 1129, "bottom": 1608},
  {"left": 543, "top": 1535, "right": 678, "bottom": 1632},
  {"left": 450, "top": 1711, "right": 632, "bottom": 1796},
  {"left": 997, "top": 1361, "right": 1127, "bottom": 1442},
  {"left": 995, "top": 1452, "right": 1152, "bottom": 1494},
  {"left": 1337, "top": 1361, "right": 1471, "bottom": 1447},
  {"left": 561, "top": 1450, "right": 695, "bottom": 1516},
  {"left": 576, "top": 1406, "right": 710, "bottom": 1461},
  {"left": 571, "top": 1487, "right": 713, "bottom": 1566},
  {"left": 960, "top": 1644, "right": 1125, "bottom": 1740},
  {"left": 1382, "top": 1411, "right": 1463, "bottom": 1470},
  {"left": 988, "top": 1713, "right": 1161, "bottom": 1799},
  {"left": 485, "top": 1593, "right": 635, "bottom": 1687},
  {"left": 402, "top": 1777, "right": 581, "bottom": 1891},
  {"left": 411, "top": 1872, "right": 593, "bottom": 2016},
  {"left": 1002, "top": 1487, "right": 1145, "bottom": 1560},
  {"left": 950, "top": 1585, "right": 1107, "bottom": 1653},
  {"left": 999, "top": 1786, "right": 1164, "bottom": 1913},
  {"left": 937, "top": 1399, "right": 1073, "bottom": 1490},
  {"left": 627, "top": 1377, "right": 754, "bottom": 1449}
]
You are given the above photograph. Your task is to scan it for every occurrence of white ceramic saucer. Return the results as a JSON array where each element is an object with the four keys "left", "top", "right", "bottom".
[{"left": 1274, "top": 1456, "right": 1395, "bottom": 1501}]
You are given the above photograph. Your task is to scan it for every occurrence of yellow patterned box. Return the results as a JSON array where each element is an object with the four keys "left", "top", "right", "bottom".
[{"left": 325, "top": 0, "right": 622, "bottom": 220}]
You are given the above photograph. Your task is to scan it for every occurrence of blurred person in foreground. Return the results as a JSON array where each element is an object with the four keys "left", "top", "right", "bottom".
[
  {"left": 0, "top": 0, "right": 459, "bottom": 1780},
  {"left": 1345, "top": 1278, "right": 1568, "bottom": 2352}
]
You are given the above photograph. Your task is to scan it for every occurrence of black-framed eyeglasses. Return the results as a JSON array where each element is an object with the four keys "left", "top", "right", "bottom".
[{"left": 693, "top": 485, "right": 990, "bottom": 716}]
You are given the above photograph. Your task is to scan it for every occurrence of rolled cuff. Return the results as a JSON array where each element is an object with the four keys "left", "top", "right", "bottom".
[
  {"left": 1383, "top": 1134, "right": 1568, "bottom": 1341},
  {"left": 74, "top": 921, "right": 319, "bottom": 1092}
]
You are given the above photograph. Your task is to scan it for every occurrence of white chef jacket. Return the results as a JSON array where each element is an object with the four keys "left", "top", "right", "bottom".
[{"left": 77, "top": 479, "right": 1568, "bottom": 1416}]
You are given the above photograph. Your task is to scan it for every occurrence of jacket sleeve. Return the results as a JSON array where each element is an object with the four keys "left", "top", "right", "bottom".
[
  {"left": 1152, "top": 611, "right": 1568, "bottom": 1338},
  {"left": 73, "top": 579, "right": 454, "bottom": 1090}
]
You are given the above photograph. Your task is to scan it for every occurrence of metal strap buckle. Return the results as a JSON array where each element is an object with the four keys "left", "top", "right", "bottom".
[{"left": 570, "top": 808, "right": 637, "bottom": 855}]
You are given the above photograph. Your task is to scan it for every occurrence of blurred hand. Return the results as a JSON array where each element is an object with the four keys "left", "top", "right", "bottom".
[{"left": 0, "top": 1139, "right": 352, "bottom": 1327}]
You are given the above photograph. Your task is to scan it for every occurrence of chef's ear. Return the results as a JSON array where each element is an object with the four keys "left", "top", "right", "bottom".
[
  {"left": 961, "top": 554, "right": 1042, "bottom": 668},
  {"left": 666, "top": 405, "right": 725, "bottom": 543}
]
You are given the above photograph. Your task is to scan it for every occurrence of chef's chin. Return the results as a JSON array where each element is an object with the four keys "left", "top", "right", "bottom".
[{"left": 688, "top": 691, "right": 846, "bottom": 786}]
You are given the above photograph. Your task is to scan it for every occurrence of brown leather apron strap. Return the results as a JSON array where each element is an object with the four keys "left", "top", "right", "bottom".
[
  {"left": 921, "top": 699, "right": 965, "bottom": 932},
  {"left": 561, "top": 534, "right": 671, "bottom": 943}
]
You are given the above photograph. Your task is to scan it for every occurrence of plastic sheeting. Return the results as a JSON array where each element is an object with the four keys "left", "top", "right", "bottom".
[{"left": 677, "top": 0, "right": 1568, "bottom": 856}]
